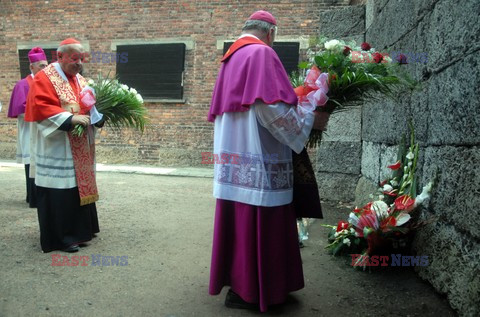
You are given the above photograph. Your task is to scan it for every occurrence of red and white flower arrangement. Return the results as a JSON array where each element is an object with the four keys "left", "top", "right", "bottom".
[{"left": 323, "top": 125, "right": 434, "bottom": 264}]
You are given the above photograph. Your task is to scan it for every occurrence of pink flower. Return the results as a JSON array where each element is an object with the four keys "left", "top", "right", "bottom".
[{"left": 296, "top": 66, "right": 329, "bottom": 109}]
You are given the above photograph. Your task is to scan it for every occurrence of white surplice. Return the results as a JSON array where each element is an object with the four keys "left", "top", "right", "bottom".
[
  {"left": 16, "top": 114, "right": 31, "bottom": 164},
  {"left": 31, "top": 112, "right": 76, "bottom": 189},
  {"left": 213, "top": 101, "right": 314, "bottom": 207}
]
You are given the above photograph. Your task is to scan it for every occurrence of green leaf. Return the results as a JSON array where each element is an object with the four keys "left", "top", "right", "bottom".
[
  {"left": 332, "top": 242, "right": 343, "bottom": 256},
  {"left": 298, "top": 61, "right": 310, "bottom": 69}
]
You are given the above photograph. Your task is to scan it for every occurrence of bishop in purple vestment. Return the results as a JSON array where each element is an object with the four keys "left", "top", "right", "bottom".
[
  {"left": 208, "top": 11, "right": 328, "bottom": 312},
  {"left": 7, "top": 47, "right": 48, "bottom": 207}
]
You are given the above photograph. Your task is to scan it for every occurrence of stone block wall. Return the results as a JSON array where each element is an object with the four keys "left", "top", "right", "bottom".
[
  {"left": 357, "top": 0, "right": 480, "bottom": 315},
  {"left": 316, "top": 5, "right": 365, "bottom": 202}
]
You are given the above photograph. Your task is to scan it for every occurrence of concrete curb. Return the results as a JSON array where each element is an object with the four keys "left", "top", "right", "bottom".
[{"left": 0, "top": 160, "right": 214, "bottom": 178}]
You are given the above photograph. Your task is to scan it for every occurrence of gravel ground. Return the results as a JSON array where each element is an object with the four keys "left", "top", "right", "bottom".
[{"left": 0, "top": 165, "right": 457, "bottom": 316}]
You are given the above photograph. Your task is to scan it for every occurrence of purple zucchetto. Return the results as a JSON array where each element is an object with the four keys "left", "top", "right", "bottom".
[
  {"left": 248, "top": 10, "right": 277, "bottom": 25},
  {"left": 28, "top": 47, "right": 47, "bottom": 63}
]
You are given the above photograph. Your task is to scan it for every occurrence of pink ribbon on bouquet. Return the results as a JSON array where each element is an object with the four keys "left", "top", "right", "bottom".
[
  {"left": 295, "top": 66, "right": 329, "bottom": 109},
  {"left": 79, "top": 88, "right": 96, "bottom": 115}
]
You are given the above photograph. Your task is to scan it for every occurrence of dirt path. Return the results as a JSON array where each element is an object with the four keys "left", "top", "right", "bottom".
[{"left": 0, "top": 165, "right": 456, "bottom": 316}]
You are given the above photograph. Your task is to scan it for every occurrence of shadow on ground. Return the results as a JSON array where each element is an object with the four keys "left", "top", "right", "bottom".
[{"left": 0, "top": 166, "right": 456, "bottom": 316}]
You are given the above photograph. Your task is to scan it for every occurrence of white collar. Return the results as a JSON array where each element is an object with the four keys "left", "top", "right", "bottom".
[
  {"left": 53, "top": 62, "right": 69, "bottom": 82},
  {"left": 53, "top": 62, "right": 80, "bottom": 83},
  {"left": 239, "top": 34, "right": 260, "bottom": 40}
]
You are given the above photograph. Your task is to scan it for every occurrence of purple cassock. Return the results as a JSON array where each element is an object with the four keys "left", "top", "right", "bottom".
[
  {"left": 208, "top": 39, "right": 310, "bottom": 312},
  {"left": 208, "top": 38, "right": 298, "bottom": 122},
  {"left": 209, "top": 200, "right": 305, "bottom": 312},
  {"left": 9, "top": 46, "right": 45, "bottom": 118},
  {"left": 8, "top": 77, "right": 31, "bottom": 118}
]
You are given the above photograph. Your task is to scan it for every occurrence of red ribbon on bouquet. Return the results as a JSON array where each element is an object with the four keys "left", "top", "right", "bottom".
[
  {"left": 79, "top": 89, "right": 96, "bottom": 115},
  {"left": 294, "top": 66, "right": 329, "bottom": 108}
]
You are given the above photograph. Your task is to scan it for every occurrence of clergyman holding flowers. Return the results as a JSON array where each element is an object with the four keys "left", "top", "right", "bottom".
[{"left": 25, "top": 38, "right": 100, "bottom": 253}]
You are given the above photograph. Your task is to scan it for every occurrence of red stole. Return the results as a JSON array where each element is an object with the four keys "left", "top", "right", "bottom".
[
  {"left": 221, "top": 36, "right": 267, "bottom": 62},
  {"left": 41, "top": 64, "right": 99, "bottom": 206}
]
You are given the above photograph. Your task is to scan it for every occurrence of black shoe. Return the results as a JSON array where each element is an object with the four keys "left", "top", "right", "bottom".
[
  {"left": 225, "top": 289, "right": 259, "bottom": 310},
  {"left": 299, "top": 241, "right": 304, "bottom": 248},
  {"left": 63, "top": 244, "right": 79, "bottom": 253}
]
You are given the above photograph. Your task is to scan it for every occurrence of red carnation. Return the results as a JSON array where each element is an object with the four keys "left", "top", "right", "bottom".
[
  {"left": 343, "top": 46, "right": 352, "bottom": 56},
  {"left": 361, "top": 42, "right": 371, "bottom": 51},
  {"left": 372, "top": 52, "right": 383, "bottom": 63},
  {"left": 336, "top": 220, "right": 349, "bottom": 232}
]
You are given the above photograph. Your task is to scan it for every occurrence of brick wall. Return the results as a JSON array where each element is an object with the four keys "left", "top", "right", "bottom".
[{"left": 0, "top": 0, "right": 350, "bottom": 166}]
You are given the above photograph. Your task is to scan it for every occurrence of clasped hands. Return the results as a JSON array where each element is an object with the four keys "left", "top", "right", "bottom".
[
  {"left": 72, "top": 115, "right": 90, "bottom": 127},
  {"left": 72, "top": 115, "right": 105, "bottom": 128}
]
